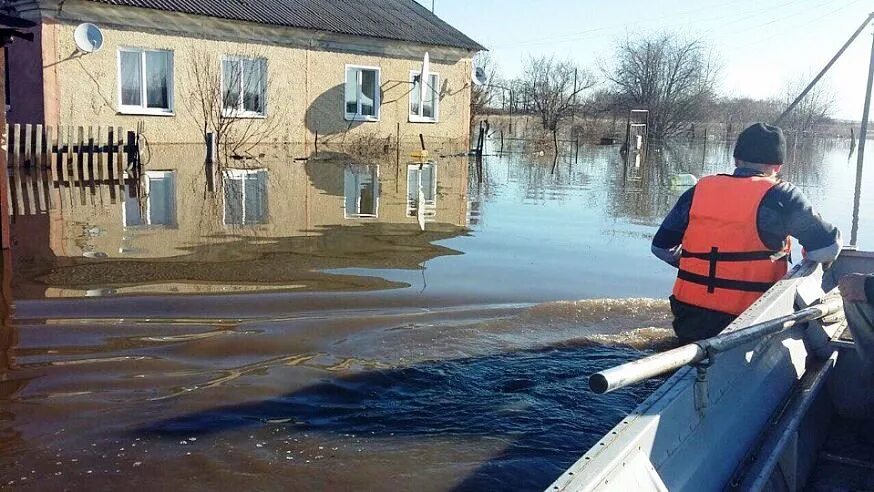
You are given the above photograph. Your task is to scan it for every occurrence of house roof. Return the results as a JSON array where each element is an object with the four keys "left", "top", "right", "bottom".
[{"left": 85, "top": 0, "right": 485, "bottom": 51}]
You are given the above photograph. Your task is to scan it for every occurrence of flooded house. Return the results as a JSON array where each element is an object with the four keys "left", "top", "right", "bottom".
[{"left": 4, "top": 0, "right": 484, "bottom": 150}]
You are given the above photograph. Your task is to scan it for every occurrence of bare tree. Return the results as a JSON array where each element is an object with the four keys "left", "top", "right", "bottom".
[
  {"left": 780, "top": 76, "right": 835, "bottom": 136},
  {"left": 184, "top": 47, "right": 283, "bottom": 160},
  {"left": 521, "top": 55, "right": 596, "bottom": 139},
  {"left": 710, "top": 96, "right": 781, "bottom": 139},
  {"left": 605, "top": 34, "right": 718, "bottom": 141},
  {"left": 470, "top": 52, "right": 499, "bottom": 129}
]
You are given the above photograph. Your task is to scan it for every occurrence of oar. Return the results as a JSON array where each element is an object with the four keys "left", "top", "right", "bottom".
[{"left": 589, "top": 299, "right": 843, "bottom": 394}]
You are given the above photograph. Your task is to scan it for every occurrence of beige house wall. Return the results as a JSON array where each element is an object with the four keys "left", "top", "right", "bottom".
[{"left": 32, "top": 1, "right": 475, "bottom": 150}]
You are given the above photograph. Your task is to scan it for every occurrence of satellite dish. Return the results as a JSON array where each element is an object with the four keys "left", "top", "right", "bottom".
[
  {"left": 74, "top": 23, "right": 104, "bottom": 53},
  {"left": 472, "top": 65, "right": 488, "bottom": 86}
]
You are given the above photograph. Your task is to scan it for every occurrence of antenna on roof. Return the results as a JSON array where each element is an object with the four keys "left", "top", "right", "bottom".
[{"left": 418, "top": 52, "right": 431, "bottom": 106}]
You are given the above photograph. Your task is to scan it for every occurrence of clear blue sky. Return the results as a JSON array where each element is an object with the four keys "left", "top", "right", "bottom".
[{"left": 418, "top": 0, "right": 874, "bottom": 121}]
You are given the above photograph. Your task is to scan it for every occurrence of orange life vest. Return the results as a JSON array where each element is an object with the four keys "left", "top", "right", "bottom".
[{"left": 672, "top": 174, "right": 790, "bottom": 316}]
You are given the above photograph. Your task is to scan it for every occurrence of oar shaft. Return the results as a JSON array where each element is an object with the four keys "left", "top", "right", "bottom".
[
  {"left": 589, "top": 301, "right": 842, "bottom": 394},
  {"left": 589, "top": 343, "right": 706, "bottom": 394}
]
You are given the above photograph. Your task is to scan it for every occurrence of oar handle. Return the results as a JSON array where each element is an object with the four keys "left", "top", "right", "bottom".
[{"left": 589, "top": 300, "right": 843, "bottom": 394}]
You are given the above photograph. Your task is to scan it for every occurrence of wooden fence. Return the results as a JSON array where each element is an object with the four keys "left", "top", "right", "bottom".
[{"left": 3, "top": 124, "right": 141, "bottom": 217}]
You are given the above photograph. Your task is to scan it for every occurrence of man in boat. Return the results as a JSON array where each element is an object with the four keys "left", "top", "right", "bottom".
[
  {"left": 839, "top": 274, "right": 874, "bottom": 367},
  {"left": 652, "top": 123, "right": 842, "bottom": 343}
]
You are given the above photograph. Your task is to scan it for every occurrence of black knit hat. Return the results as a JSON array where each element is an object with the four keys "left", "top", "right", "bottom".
[{"left": 733, "top": 123, "right": 786, "bottom": 165}]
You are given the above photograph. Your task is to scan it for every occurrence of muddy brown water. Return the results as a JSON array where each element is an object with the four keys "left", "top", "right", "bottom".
[{"left": 1, "top": 138, "right": 871, "bottom": 490}]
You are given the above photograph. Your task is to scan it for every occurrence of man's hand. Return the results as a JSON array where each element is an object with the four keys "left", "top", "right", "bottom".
[{"left": 839, "top": 273, "right": 870, "bottom": 303}]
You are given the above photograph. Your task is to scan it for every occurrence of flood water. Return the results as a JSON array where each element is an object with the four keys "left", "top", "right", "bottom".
[{"left": 1, "top": 134, "right": 872, "bottom": 490}]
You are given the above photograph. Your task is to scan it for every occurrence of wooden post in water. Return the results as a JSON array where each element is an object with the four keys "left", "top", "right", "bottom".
[
  {"left": 395, "top": 122, "right": 400, "bottom": 166},
  {"left": 851, "top": 28, "right": 874, "bottom": 247},
  {"left": 205, "top": 132, "right": 215, "bottom": 164},
  {"left": 499, "top": 130, "right": 504, "bottom": 156},
  {"left": 575, "top": 136, "right": 580, "bottom": 163}
]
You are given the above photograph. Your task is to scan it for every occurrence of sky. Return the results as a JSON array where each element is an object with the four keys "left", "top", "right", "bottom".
[{"left": 417, "top": 0, "right": 874, "bottom": 121}]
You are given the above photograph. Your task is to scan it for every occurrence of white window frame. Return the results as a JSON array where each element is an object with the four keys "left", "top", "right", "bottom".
[
  {"left": 408, "top": 70, "right": 440, "bottom": 123},
  {"left": 406, "top": 163, "right": 437, "bottom": 218},
  {"left": 344, "top": 65, "right": 381, "bottom": 122},
  {"left": 221, "top": 55, "right": 268, "bottom": 119},
  {"left": 117, "top": 47, "right": 175, "bottom": 116},
  {"left": 222, "top": 168, "right": 269, "bottom": 226},
  {"left": 121, "top": 170, "right": 177, "bottom": 228}
]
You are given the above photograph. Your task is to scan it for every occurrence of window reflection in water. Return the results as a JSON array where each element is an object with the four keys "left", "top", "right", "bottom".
[
  {"left": 344, "top": 164, "right": 379, "bottom": 218},
  {"left": 123, "top": 170, "right": 177, "bottom": 227},
  {"left": 224, "top": 169, "right": 269, "bottom": 226},
  {"left": 407, "top": 163, "right": 436, "bottom": 218}
]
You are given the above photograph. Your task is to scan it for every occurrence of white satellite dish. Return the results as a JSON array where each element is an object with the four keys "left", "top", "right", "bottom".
[
  {"left": 419, "top": 52, "right": 431, "bottom": 108},
  {"left": 472, "top": 65, "right": 488, "bottom": 86},
  {"left": 73, "top": 23, "right": 104, "bottom": 53}
]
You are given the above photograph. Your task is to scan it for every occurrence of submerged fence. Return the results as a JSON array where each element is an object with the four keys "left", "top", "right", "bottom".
[{"left": 3, "top": 124, "right": 141, "bottom": 217}]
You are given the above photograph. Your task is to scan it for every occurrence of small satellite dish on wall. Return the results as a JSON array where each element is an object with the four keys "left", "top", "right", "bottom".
[
  {"left": 74, "top": 23, "right": 104, "bottom": 53},
  {"left": 472, "top": 65, "right": 488, "bottom": 86}
]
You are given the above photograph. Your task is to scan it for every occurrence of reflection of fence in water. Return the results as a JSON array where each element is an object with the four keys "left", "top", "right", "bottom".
[{"left": 4, "top": 124, "right": 140, "bottom": 217}]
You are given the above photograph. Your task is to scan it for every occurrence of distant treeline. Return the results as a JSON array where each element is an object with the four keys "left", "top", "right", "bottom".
[{"left": 472, "top": 33, "right": 838, "bottom": 142}]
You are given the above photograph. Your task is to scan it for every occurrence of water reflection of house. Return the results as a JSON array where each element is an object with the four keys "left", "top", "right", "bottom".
[
  {"left": 6, "top": 0, "right": 483, "bottom": 150},
  {"left": 10, "top": 145, "right": 470, "bottom": 297}
]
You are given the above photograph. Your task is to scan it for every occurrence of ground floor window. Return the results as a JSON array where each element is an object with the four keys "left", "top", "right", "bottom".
[
  {"left": 123, "top": 170, "right": 177, "bottom": 227},
  {"left": 223, "top": 169, "right": 269, "bottom": 226},
  {"left": 409, "top": 72, "right": 439, "bottom": 122},
  {"left": 344, "top": 164, "right": 379, "bottom": 218},
  {"left": 344, "top": 66, "right": 380, "bottom": 121},
  {"left": 222, "top": 57, "right": 267, "bottom": 117},
  {"left": 407, "top": 163, "right": 437, "bottom": 217},
  {"left": 118, "top": 48, "right": 174, "bottom": 114}
]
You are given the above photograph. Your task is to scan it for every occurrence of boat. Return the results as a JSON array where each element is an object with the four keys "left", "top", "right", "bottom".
[{"left": 548, "top": 249, "right": 874, "bottom": 491}]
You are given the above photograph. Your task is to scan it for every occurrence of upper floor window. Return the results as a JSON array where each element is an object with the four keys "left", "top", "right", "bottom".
[
  {"left": 345, "top": 66, "right": 380, "bottom": 121},
  {"left": 409, "top": 71, "right": 439, "bottom": 123},
  {"left": 222, "top": 57, "right": 267, "bottom": 117},
  {"left": 118, "top": 48, "right": 174, "bottom": 115}
]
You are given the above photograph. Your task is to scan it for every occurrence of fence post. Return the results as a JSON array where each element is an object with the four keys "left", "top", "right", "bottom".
[
  {"left": 87, "top": 126, "right": 95, "bottom": 200},
  {"left": 126, "top": 131, "right": 137, "bottom": 172},
  {"left": 9, "top": 124, "right": 21, "bottom": 217},
  {"left": 43, "top": 125, "right": 55, "bottom": 210},
  {"left": 0, "top": 125, "right": 9, "bottom": 249},
  {"left": 76, "top": 126, "right": 85, "bottom": 205}
]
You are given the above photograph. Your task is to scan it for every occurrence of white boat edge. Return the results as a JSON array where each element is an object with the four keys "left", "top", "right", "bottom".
[{"left": 545, "top": 253, "right": 863, "bottom": 492}]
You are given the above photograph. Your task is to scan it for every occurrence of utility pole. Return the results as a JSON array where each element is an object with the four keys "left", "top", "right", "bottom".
[
  {"left": 431, "top": 0, "right": 435, "bottom": 13},
  {"left": 851, "top": 24, "right": 874, "bottom": 246}
]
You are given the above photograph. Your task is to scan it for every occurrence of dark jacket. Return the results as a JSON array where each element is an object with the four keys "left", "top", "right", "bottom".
[{"left": 652, "top": 167, "right": 842, "bottom": 341}]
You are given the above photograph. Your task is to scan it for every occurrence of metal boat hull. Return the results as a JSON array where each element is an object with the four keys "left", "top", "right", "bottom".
[{"left": 550, "top": 251, "right": 874, "bottom": 491}]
